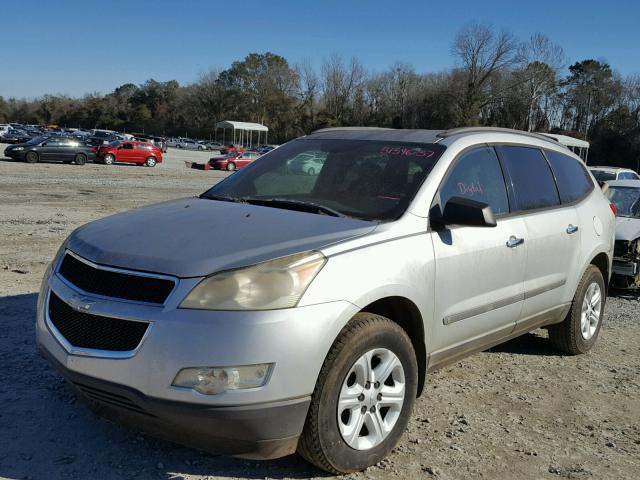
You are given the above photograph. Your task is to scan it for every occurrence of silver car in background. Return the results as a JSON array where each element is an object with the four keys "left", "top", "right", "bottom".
[{"left": 36, "top": 127, "right": 616, "bottom": 473}]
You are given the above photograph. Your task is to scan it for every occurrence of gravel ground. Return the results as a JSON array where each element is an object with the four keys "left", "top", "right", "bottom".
[{"left": 0, "top": 143, "right": 639, "bottom": 480}]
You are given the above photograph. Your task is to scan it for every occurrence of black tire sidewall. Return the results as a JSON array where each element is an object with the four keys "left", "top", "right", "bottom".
[
  {"left": 75, "top": 154, "right": 86, "bottom": 165},
  {"left": 572, "top": 267, "right": 606, "bottom": 352},
  {"left": 314, "top": 319, "right": 418, "bottom": 472},
  {"left": 25, "top": 151, "right": 38, "bottom": 163}
]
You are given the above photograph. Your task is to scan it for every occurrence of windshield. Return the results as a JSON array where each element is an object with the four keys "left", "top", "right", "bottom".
[
  {"left": 606, "top": 186, "right": 640, "bottom": 218},
  {"left": 591, "top": 170, "right": 616, "bottom": 182},
  {"left": 26, "top": 135, "right": 49, "bottom": 144},
  {"left": 201, "top": 138, "right": 446, "bottom": 221}
]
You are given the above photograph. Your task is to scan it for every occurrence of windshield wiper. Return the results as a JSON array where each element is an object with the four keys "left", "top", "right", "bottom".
[
  {"left": 243, "top": 197, "right": 346, "bottom": 218},
  {"left": 200, "top": 194, "right": 244, "bottom": 203}
]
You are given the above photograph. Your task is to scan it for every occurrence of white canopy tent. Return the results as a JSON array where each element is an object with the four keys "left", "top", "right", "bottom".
[
  {"left": 214, "top": 121, "right": 269, "bottom": 148},
  {"left": 537, "top": 133, "right": 590, "bottom": 162}
]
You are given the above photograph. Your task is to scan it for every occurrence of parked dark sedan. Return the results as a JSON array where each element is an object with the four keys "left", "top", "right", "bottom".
[
  {"left": 1, "top": 129, "right": 34, "bottom": 144},
  {"left": 4, "top": 136, "right": 96, "bottom": 165}
]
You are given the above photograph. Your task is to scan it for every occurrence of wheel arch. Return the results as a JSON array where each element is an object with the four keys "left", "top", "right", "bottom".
[
  {"left": 359, "top": 296, "right": 427, "bottom": 396},
  {"left": 590, "top": 251, "right": 610, "bottom": 294}
]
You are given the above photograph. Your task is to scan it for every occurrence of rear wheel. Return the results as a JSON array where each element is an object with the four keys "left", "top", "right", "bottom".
[
  {"left": 298, "top": 313, "right": 418, "bottom": 474},
  {"left": 102, "top": 154, "right": 115, "bottom": 165},
  {"left": 549, "top": 265, "right": 605, "bottom": 354},
  {"left": 25, "top": 151, "right": 39, "bottom": 164},
  {"left": 74, "top": 153, "right": 87, "bottom": 166},
  {"left": 145, "top": 156, "right": 157, "bottom": 167},
  {"left": 226, "top": 162, "right": 236, "bottom": 171}
]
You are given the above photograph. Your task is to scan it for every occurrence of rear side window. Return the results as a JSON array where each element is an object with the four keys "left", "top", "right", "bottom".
[
  {"left": 498, "top": 146, "right": 560, "bottom": 211},
  {"left": 545, "top": 150, "right": 594, "bottom": 203},
  {"left": 440, "top": 146, "right": 509, "bottom": 215}
]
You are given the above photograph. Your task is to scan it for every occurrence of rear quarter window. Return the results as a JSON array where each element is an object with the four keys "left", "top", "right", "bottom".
[
  {"left": 497, "top": 145, "right": 560, "bottom": 211},
  {"left": 545, "top": 150, "right": 594, "bottom": 203}
]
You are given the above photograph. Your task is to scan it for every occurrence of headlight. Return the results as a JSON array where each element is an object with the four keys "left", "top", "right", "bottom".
[
  {"left": 172, "top": 364, "right": 273, "bottom": 395},
  {"left": 13, "top": 147, "right": 24, "bottom": 151},
  {"left": 179, "top": 251, "right": 326, "bottom": 310}
]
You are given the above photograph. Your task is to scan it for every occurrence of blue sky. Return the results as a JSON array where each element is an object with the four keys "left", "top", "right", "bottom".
[{"left": 3, "top": 0, "right": 639, "bottom": 98}]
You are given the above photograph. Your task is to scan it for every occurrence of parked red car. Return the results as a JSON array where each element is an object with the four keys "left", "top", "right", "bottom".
[
  {"left": 219, "top": 144, "right": 246, "bottom": 155},
  {"left": 209, "top": 151, "right": 260, "bottom": 171},
  {"left": 96, "top": 141, "right": 163, "bottom": 167}
]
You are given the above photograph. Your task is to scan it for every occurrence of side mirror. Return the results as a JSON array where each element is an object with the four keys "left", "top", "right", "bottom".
[{"left": 433, "top": 196, "right": 497, "bottom": 228}]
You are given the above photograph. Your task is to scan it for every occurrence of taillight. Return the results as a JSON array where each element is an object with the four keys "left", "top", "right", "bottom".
[{"left": 609, "top": 203, "right": 618, "bottom": 217}]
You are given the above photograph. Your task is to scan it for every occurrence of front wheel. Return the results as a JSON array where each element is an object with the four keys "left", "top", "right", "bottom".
[
  {"left": 548, "top": 265, "right": 605, "bottom": 354},
  {"left": 298, "top": 313, "right": 418, "bottom": 474},
  {"left": 25, "top": 151, "right": 39, "bottom": 164},
  {"left": 102, "top": 154, "right": 115, "bottom": 165},
  {"left": 74, "top": 153, "right": 87, "bottom": 165},
  {"left": 145, "top": 156, "right": 157, "bottom": 167},
  {"left": 226, "top": 162, "right": 236, "bottom": 171}
]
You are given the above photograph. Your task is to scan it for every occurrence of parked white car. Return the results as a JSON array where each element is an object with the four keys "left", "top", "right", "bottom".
[
  {"left": 605, "top": 179, "right": 640, "bottom": 289},
  {"left": 590, "top": 166, "right": 640, "bottom": 182},
  {"left": 37, "top": 127, "right": 616, "bottom": 473}
]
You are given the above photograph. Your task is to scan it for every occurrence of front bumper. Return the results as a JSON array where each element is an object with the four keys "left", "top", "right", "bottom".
[
  {"left": 40, "top": 347, "right": 309, "bottom": 459},
  {"left": 36, "top": 259, "right": 359, "bottom": 457},
  {"left": 3, "top": 148, "right": 24, "bottom": 159}
]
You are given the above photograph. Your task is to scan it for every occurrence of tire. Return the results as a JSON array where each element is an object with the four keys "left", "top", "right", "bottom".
[
  {"left": 103, "top": 154, "right": 115, "bottom": 165},
  {"left": 307, "top": 167, "right": 316, "bottom": 175},
  {"left": 298, "top": 313, "right": 418, "bottom": 474},
  {"left": 548, "top": 265, "right": 605, "bottom": 354},
  {"left": 226, "top": 162, "right": 236, "bottom": 171},
  {"left": 25, "top": 151, "right": 39, "bottom": 164},
  {"left": 145, "top": 156, "right": 157, "bottom": 167},
  {"left": 74, "top": 153, "right": 86, "bottom": 166}
]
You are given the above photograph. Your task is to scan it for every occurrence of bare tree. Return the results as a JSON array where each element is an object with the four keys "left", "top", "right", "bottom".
[
  {"left": 515, "top": 33, "right": 565, "bottom": 130},
  {"left": 295, "top": 60, "right": 320, "bottom": 131},
  {"left": 320, "top": 54, "right": 367, "bottom": 125},
  {"left": 452, "top": 23, "right": 518, "bottom": 125}
]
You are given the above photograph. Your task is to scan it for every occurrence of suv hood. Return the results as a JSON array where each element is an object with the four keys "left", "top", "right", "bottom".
[
  {"left": 615, "top": 217, "right": 640, "bottom": 241},
  {"left": 67, "top": 197, "right": 376, "bottom": 277}
]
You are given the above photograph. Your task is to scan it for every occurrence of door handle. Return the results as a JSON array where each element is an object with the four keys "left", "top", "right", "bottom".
[
  {"left": 506, "top": 236, "right": 525, "bottom": 248},
  {"left": 566, "top": 224, "right": 579, "bottom": 234}
]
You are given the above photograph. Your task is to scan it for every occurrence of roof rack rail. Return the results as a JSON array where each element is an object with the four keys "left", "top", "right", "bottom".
[{"left": 437, "top": 127, "right": 560, "bottom": 146}]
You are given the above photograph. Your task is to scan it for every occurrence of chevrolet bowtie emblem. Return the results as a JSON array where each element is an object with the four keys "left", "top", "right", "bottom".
[{"left": 68, "top": 295, "right": 96, "bottom": 312}]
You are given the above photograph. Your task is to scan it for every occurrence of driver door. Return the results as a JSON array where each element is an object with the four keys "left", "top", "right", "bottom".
[
  {"left": 429, "top": 146, "right": 526, "bottom": 368},
  {"left": 118, "top": 142, "right": 135, "bottom": 161}
]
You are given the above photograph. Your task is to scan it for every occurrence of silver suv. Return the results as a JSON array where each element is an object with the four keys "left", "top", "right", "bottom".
[{"left": 37, "top": 127, "right": 616, "bottom": 473}]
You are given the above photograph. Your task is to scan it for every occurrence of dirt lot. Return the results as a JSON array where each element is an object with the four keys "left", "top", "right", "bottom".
[{"left": 0, "top": 143, "right": 639, "bottom": 480}]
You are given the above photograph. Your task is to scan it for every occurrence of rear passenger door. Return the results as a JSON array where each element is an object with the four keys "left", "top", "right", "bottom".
[
  {"left": 430, "top": 146, "right": 527, "bottom": 361},
  {"left": 497, "top": 146, "right": 580, "bottom": 322}
]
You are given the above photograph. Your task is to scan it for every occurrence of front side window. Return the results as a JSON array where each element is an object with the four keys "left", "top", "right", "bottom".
[
  {"left": 202, "top": 139, "right": 446, "bottom": 221},
  {"left": 498, "top": 146, "right": 560, "bottom": 211},
  {"left": 439, "top": 146, "right": 510, "bottom": 215},
  {"left": 545, "top": 150, "right": 594, "bottom": 203}
]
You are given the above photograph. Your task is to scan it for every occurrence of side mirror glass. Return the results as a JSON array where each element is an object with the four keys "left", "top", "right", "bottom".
[{"left": 434, "top": 196, "right": 497, "bottom": 228}]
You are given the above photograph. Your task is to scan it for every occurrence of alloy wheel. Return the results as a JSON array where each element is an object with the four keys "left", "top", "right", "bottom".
[{"left": 337, "top": 348, "right": 405, "bottom": 450}]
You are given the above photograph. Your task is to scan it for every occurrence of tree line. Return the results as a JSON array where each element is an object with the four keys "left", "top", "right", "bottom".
[{"left": 1, "top": 23, "right": 639, "bottom": 168}]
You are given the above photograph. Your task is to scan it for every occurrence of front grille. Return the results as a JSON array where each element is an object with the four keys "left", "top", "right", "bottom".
[
  {"left": 72, "top": 381, "right": 154, "bottom": 417},
  {"left": 48, "top": 291, "right": 149, "bottom": 351},
  {"left": 58, "top": 253, "right": 175, "bottom": 304}
]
